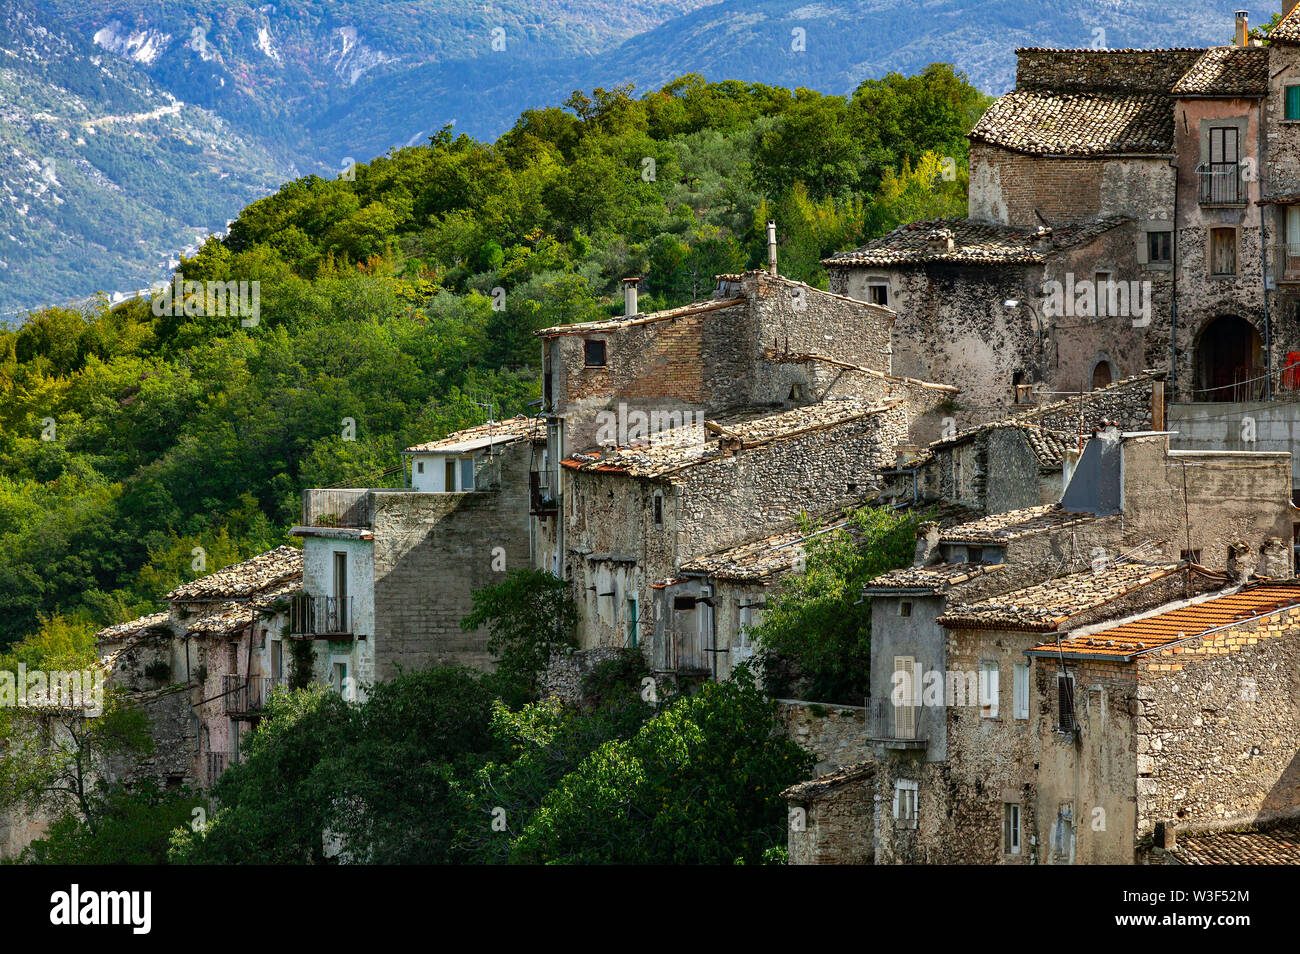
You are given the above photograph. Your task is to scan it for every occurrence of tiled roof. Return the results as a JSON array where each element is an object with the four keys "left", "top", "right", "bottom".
[
  {"left": 534, "top": 296, "right": 744, "bottom": 337},
  {"left": 404, "top": 414, "right": 545, "bottom": 453},
  {"left": 822, "top": 217, "right": 1129, "bottom": 267},
  {"left": 1169, "top": 822, "right": 1300, "bottom": 864},
  {"left": 940, "top": 504, "right": 1099, "bottom": 546},
  {"left": 679, "top": 506, "right": 860, "bottom": 583},
  {"left": 95, "top": 611, "right": 171, "bottom": 644},
  {"left": 864, "top": 561, "right": 1004, "bottom": 594},
  {"left": 1028, "top": 581, "right": 1300, "bottom": 659},
  {"left": 1171, "top": 47, "right": 1269, "bottom": 97},
  {"left": 782, "top": 761, "right": 874, "bottom": 802},
  {"left": 562, "top": 399, "right": 897, "bottom": 479},
  {"left": 1270, "top": 7, "right": 1300, "bottom": 45},
  {"left": 970, "top": 89, "right": 1172, "bottom": 156},
  {"left": 166, "top": 546, "right": 302, "bottom": 603},
  {"left": 938, "top": 560, "right": 1182, "bottom": 631}
]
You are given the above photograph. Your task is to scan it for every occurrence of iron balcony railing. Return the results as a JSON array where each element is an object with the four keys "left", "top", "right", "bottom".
[
  {"left": 869, "top": 698, "right": 927, "bottom": 748},
  {"left": 290, "top": 595, "right": 354, "bottom": 637},
  {"left": 1274, "top": 244, "right": 1300, "bottom": 281},
  {"left": 301, "top": 489, "right": 372, "bottom": 528},
  {"left": 529, "top": 470, "right": 557, "bottom": 514},
  {"left": 223, "top": 675, "right": 272, "bottom": 716},
  {"left": 1197, "top": 162, "right": 1244, "bottom": 205},
  {"left": 205, "top": 751, "right": 230, "bottom": 786}
]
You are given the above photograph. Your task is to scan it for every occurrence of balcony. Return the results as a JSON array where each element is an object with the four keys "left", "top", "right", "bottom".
[
  {"left": 301, "top": 489, "right": 372, "bottom": 529},
  {"left": 868, "top": 699, "right": 927, "bottom": 750},
  {"left": 204, "top": 751, "right": 231, "bottom": 787},
  {"left": 290, "top": 595, "right": 355, "bottom": 639},
  {"left": 530, "top": 470, "right": 557, "bottom": 515},
  {"left": 1275, "top": 244, "right": 1300, "bottom": 282},
  {"left": 223, "top": 675, "right": 273, "bottom": 718},
  {"left": 1197, "top": 162, "right": 1244, "bottom": 206}
]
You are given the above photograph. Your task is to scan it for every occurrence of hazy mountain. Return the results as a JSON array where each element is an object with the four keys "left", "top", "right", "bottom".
[{"left": 3, "top": 0, "right": 1276, "bottom": 314}]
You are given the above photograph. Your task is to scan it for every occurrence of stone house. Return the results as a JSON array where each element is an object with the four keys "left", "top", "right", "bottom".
[
  {"left": 783, "top": 762, "right": 875, "bottom": 865},
  {"left": 292, "top": 416, "right": 544, "bottom": 677},
  {"left": 824, "top": 6, "right": 1300, "bottom": 438},
  {"left": 97, "top": 546, "right": 304, "bottom": 790},
  {"left": 1026, "top": 581, "right": 1300, "bottom": 864},
  {"left": 871, "top": 557, "right": 1222, "bottom": 865},
  {"left": 561, "top": 399, "right": 905, "bottom": 673}
]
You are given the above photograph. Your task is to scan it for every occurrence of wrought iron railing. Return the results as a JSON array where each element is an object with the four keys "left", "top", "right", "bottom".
[
  {"left": 1197, "top": 162, "right": 1243, "bottom": 205},
  {"left": 290, "top": 595, "right": 354, "bottom": 637},
  {"left": 869, "top": 698, "right": 926, "bottom": 744},
  {"left": 223, "top": 675, "right": 272, "bottom": 716},
  {"left": 529, "top": 470, "right": 557, "bottom": 514}
]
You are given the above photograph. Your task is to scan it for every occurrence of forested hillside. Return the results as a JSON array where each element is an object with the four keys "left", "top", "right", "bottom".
[{"left": 0, "top": 69, "right": 983, "bottom": 652}]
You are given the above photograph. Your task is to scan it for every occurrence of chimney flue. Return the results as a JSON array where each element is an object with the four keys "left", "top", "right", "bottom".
[
  {"left": 766, "top": 220, "right": 778, "bottom": 277},
  {"left": 1236, "top": 10, "right": 1249, "bottom": 46},
  {"left": 622, "top": 277, "right": 640, "bottom": 317}
]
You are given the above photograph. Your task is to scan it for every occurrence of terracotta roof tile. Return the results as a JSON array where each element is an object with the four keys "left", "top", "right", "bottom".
[
  {"left": 166, "top": 546, "right": 302, "bottom": 603},
  {"left": 1028, "top": 581, "right": 1300, "bottom": 659},
  {"left": 783, "top": 761, "right": 874, "bottom": 802},
  {"left": 1170, "top": 822, "right": 1300, "bottom": 864},
  {"left": 1172, "top": 47, "right": 1269, "bottom": 97},
  {"left": 865, "top": 560, "right": 1005, "bottom": 594},
  {"left": 404, "top": 415, "right": 544, "bottom": 453},
  {"left": 562, "top": 399, "right": 898, "bottom": 479},
  {"left": 1270, "top": 7, "right": 1300, "bottom": 45},
  {"left": 823, "top": 217, "right": 1130, "bottom": 268},
  {"left": 938, "top": 560, "right": 1183, "bottom": 631},
  {"left": 940, "top": 504, "right": 1099, "bottom": 546},
  {"left": 970, "top": 90, "right": 1173, "bottom": 156}
]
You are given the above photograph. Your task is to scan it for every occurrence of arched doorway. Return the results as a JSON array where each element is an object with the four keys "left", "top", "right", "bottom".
[
  {"left": 1090, "top": 359, "right": 1114, "bottom": 390},
  {"left": 1195, "top": 315, "right": 1263, "bottom": 402}
]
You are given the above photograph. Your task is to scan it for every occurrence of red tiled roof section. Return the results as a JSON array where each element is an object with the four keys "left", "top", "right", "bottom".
[
  {"left": 1170, "top": 822, "right": 1300, "bottom": 864},
  {"left": 1270, "top": 6, "right": 1300, "bottom": 45},
  {"left": 1171, "top": 47, "right": 1269, "bottom": 97},
  {"left": 1030, "top": 582, "right": 1300, "bottom": 658},
  {"left": 969, "top": 90, "right": 1173, "bottom": 156}
]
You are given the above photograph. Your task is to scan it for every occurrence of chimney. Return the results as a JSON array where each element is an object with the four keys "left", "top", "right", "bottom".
[
  {"left": 1235, "top": 10, "right": 1249, "bottom": 46},
  {"left": 1226, "top": 541, "right": 1253, "bottom": 584},
  {"left": 766, "top": 220, "right": 778, "bottom": 277},
  {"left": 622, "top": 277, "right": 640, "bottom": 317},
  {"left": 1154, "top": 820, "right": 1177, "bottom": 851},
  {"left": 926, "top": 227, "right": 955, "bottom": 253}
]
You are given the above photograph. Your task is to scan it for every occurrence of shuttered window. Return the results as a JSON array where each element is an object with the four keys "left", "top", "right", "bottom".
[
  {"left": 1057, "top": 673, "right": 1076, "bottom": 732},
  {"left": 1210, "top": 228, "right": 1237, "bottom": 276},
  {"left": 1287, "top": 85, "right": 1300, "bottom": 121}
]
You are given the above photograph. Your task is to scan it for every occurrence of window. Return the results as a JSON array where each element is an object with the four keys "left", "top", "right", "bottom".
[
  {"left": 271, "top": 639, "right": 283, "bottom": 686},
  {"left": 899, "top": 601, "right": 913, "bottom": 618},
  {"left": 1210, "top": 228, "right": 1237, "bottom": 276},
  {"left": 1014, "top": 663, "right": 1030, "bottom": 720},
  {"left": 867, "top": 282, "right": 889, "bottom": 306},
  {"left": 893, "top": 656, "right": 917, "bottom": 738},
  {"left": 460, "top": 457, "right": 475, "bottom": 491},
  {"left": 893, "top": 780, "right": 918, "bottom": 830},
  {"left": 333, "top": 662, "right": 349, "bottom": 699},
  {"left": 966, "top": 546, "right": 983, "bottom": 564},
  {"left": 673, "top": 596, "right": 697, "bottom": 611},
  {"left": 980, "top": 660, "right": 999, "bottom": 718},
  {"left": 1004, "top": 803, "right": 1022, "bottom": 855},
  {"left": 626, "top": 596, "right": 639, "bottom": 648},
  {"left": 333, "top": 551, "right": 348, "bottom": 601},
  {"left": 1287, "top": 84, "right": 1300, "bottom": 121},
  {"left": 1147, "top": 231, "right": 1172, "bottom": 264},
  {"left": 584, "top": 339, "right": 607, "bottom": 367},
  {"left": 653, "top": 491, "right": 664, "bottom": 527},
  {"left": 445, "top": 459, "right": 456, "bottom": 491},
  {"left": 230, "top": 719, "right": 240, "bottom": 761},
  {"left": 1057, "top": 673, "right": 1076, "bottom": 733}
]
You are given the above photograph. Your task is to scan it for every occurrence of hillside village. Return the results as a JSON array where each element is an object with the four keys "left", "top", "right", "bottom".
[{"left": 14, "top": 6, "right": 1300, "bottom": 866}]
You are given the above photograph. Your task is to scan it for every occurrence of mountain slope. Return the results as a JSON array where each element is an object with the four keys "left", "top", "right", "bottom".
[{"left": 0, "top": 1, "right": 288, "bottom": 316}]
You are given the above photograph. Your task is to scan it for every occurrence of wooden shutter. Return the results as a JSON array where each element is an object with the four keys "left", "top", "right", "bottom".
[{"left": 894, "top": 656, "right": 917, "bottom": 737}]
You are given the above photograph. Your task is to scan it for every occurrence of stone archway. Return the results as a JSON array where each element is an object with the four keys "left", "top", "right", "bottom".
[
  {"left": 1194, "top": 315, "right": 1263, "bottom": 402},
  {"left": 1090, "top": 358, "right": 1114, "bottom": 390}
]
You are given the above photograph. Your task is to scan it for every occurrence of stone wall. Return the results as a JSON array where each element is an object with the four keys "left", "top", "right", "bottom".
[
  {"left": 775, "top": 699, "right": 870, "bottom": 774},
  {"left": 1137, "top": 605, "right": 1300, "bottom": 835},
  {"left": 541, "top": 647, "right": 631, "bottom": 705},
  {"left": 371, "top": 442, "right": 533, "bottom": 676},
  {"left": 1014, "top": 49, "right": 1204, "bottom": 93},
  {"left": 785, "top": 763, "right": 875, "bottom": 865}
]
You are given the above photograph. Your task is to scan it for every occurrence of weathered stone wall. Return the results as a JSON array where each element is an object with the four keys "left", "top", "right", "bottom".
[
  {"left": 775, "top": 699, "right": 870, "bottom": 774},
  {"left": 1136, "top": 605, "right": 1300, "bottom": 835},
  {"left": 541, "top": 647, "right": 630, "bottom": 705},
  {"left": 1015, "top": 49, "right": 1204, "bottom": 94},
  {"left": 371, "top": 443, "right": 533, "bottom": 676},
  {"left": 786, "top": 764, "right": 875, "bottom": 865}
]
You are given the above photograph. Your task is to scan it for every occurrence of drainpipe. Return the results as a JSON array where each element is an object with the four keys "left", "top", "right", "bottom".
[
  {"left": 1170, "top": 157, "right": 1179, "bottom": 398},
  {"left": 1260, "top": 96, "right": 1273, "bottom": 401}
]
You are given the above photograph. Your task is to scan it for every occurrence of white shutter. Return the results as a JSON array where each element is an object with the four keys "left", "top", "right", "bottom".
[{"left": 894, "top": 656, "right": 917, "bottom": 737}]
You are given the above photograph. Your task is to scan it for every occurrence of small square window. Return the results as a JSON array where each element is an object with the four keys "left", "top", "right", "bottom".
[
  {"left": 416, "top": 461, "right": 424, "bottom": 474},
  {"left": 966, "top": 546, "right": 983, "bottom": 564},
  {"left": 1147, "top": 231, "right": 1172, "bottom": 264},
  {"left": 899, "top": 601, "right": 912, "bottom": 618},
  {"left": 584, "top": 339, "right": 607, "bottom": 367},
  {"left": 867, "top": 283, "right": 889, "bottom": 307}
]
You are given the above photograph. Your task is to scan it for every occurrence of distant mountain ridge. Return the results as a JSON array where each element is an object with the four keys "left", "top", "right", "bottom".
[{"left": 2, "top": 0, "right": 1272, "bottom": 313}]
